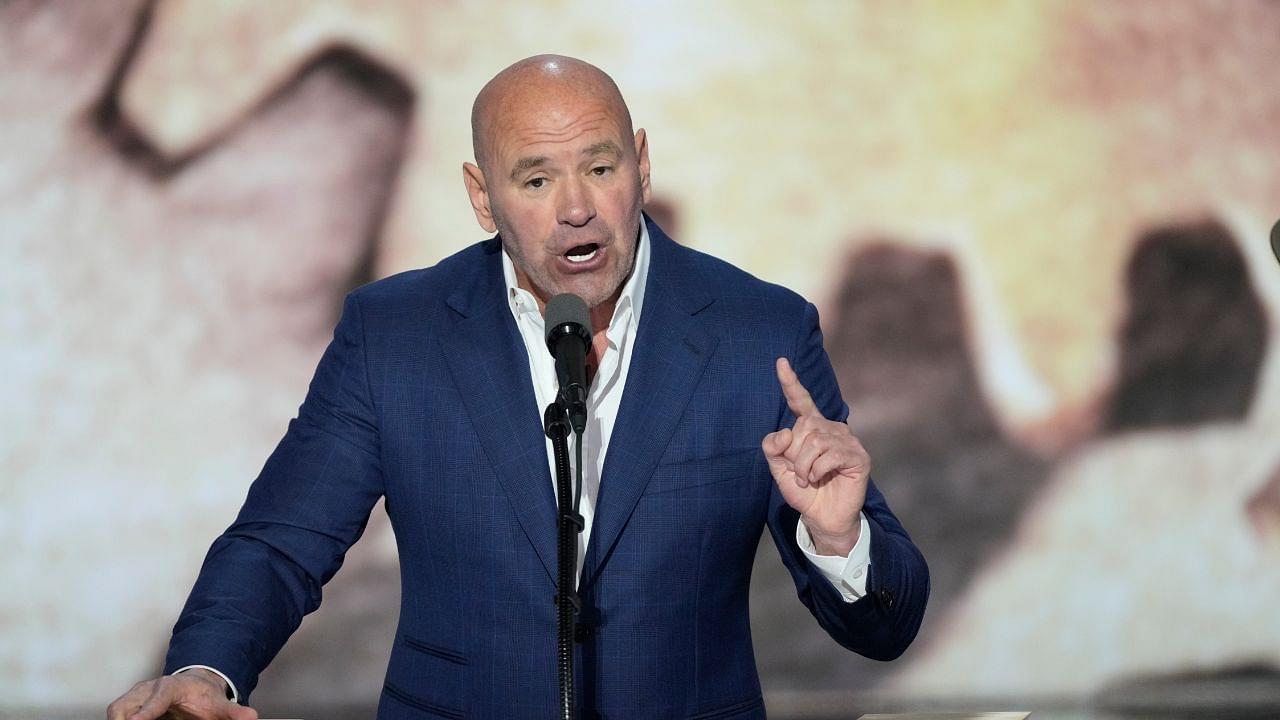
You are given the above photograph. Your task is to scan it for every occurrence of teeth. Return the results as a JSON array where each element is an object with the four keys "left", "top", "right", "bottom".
[{"left": 565, "top": 248, "right": 598, "bottom": 263}]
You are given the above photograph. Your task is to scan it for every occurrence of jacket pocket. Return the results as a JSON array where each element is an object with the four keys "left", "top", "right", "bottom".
[
  {"left": 644, "top": 447, "right": 759, "bottom": 495},
  {"left": 383, "top": 681, "right": 466, "bottom": 719},
  {"left": 401, "top": 634, "right": 469, "bottom": 665},
  {"left": 688, "top": 695, "right": 765, "bottom": 719},
  {"left": 382, "top": 635, "right": 468, "bottom": 718}
]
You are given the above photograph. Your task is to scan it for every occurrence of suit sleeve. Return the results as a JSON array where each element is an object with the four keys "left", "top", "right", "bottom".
[
  {"left": 764, "top": 301, "right": 930, "bottom": 661},
  {"left": 163, "top": 293, "right": 386, "bottom": 700}
]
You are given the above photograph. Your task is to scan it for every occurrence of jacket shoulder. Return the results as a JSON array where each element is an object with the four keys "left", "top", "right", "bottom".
[
  {"left": 667, "top": 241, "right": 811, "bottom": 324},
  {"left": 345, "top": 238, "right": 497, "bottom": 317}
]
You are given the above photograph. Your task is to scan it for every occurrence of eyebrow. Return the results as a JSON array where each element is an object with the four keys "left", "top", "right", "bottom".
[
  {"left": 510, "top": 155, "right": 548, "bottom": 181},
  {"left": 508, "top": 142, "right": 624, "bottom": 181},
  {"left": 583, "top": 141, "right": 623, "bottom": 158}
]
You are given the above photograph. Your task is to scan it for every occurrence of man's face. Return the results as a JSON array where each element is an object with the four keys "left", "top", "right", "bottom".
[{"left": 464, "top": 94, "right": 651, "bottom": 311}]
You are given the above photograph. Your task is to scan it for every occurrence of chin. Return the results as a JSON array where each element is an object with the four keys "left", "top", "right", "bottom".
[
  {"left": 569, "top": 285, "right": 610, "bottom": 309},
  {"left": 534, "top": 257, "right": 631, "bottom": 310}
]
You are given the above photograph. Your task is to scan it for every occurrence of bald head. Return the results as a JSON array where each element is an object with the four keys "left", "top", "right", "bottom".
[
  {"left": 471, "top": 55, "right": 634, "bottom": 173},
  {"left": 459, "top": 54, "right": 651, "bottom": 316}
]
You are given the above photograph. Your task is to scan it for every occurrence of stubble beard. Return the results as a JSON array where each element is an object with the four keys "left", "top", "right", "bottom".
[{"left": 497, "top": 215, "right": 641, "bottom": 312}]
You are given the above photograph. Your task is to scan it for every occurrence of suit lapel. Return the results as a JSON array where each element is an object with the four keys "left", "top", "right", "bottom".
[
  {"left": 440, "top": 240, "right": 560, "bottom": 587},
  {"left": 580, "top": 221, "right": 717, "bottom": 590}
]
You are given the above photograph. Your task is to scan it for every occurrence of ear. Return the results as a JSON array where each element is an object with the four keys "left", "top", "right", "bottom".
[
  {"left": 462, "top": 162, "right": 497, "bottom": 234},
  {"left": 634, "top": 128, "right": 651, "bottom": 205}
]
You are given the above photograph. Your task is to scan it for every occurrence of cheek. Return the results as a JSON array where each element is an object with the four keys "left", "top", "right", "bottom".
[
  {"left": 493, "top": 201, "right": 549, "bottom": 245},
  {"left": 591, "top": 188, "right": 637, "bottom": 232}
]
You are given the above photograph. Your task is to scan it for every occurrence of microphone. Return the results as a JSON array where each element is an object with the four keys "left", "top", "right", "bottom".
[{"left": 544, "top": 293, "right": 593, "bottom": 434}]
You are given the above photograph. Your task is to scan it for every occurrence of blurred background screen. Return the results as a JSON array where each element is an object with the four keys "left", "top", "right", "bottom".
[{"left": 3, "top": 0, "right": 1279, "bottom": 717}]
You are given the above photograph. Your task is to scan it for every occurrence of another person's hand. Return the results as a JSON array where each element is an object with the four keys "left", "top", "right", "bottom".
[
  {"left": 106, "top": 670, "right": 257, "bottom": 720},
  {"left": 763, "top": 357, "right": 871, "bottom": 556}
]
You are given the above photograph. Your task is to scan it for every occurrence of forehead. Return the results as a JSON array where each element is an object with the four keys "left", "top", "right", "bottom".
[{"left": 488, "top": 94, "right": 628, "bottom": 164}]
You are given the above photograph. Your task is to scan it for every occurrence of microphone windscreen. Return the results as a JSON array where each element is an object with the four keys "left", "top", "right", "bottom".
[{"left": 544, "top": 293, "right": 593, "bottom": 346}]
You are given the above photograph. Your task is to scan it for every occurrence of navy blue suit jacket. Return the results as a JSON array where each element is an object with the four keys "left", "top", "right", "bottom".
[{"left": 164, "top": 218, "right": 928, "bottom": 718}]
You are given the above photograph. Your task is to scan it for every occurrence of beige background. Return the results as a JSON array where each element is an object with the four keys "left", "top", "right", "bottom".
[{"left": 3, "top": 0, "right": 1279, "bottom": 715}]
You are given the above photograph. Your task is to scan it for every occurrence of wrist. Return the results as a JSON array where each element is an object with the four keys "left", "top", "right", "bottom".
[
  {"left": 803, "top": 515, "right": 861, "bottom": 556},
  {"left": 181, "top": 668, "right": 232, "bottom": 699}
]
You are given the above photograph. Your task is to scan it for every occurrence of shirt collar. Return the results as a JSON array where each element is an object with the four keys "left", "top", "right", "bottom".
[{"left": 500, "top": 220, "right": 650, "bottom": 337}]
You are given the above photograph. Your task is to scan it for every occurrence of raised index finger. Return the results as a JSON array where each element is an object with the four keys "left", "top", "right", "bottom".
[{"left": 776, "top": 357, "right": 820, "bottom": 418}]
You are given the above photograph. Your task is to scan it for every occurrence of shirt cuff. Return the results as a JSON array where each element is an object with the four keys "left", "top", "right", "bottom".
[
  {"left": 171, "top": 665, "right": 240, "bottom": 704},
  {"left": 795, "top": 511, "right": 871, "bottom": 602}
]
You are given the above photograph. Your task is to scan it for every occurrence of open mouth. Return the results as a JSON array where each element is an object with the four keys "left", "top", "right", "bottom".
[{"left": 564, "top": 243, "right": 600, "bottom": 264}]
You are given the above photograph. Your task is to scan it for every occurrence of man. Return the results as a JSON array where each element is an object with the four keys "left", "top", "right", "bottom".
[{"left": 108, "top": 55, "right": 928, "bottom": 720}]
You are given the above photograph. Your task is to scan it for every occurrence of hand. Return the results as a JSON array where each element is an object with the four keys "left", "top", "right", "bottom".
[
  {"left": 762, "top": 357, "right": 871, "bottom": 556},
  {"left": 106, "top": 670, "right": 258, "bottom": 720}
]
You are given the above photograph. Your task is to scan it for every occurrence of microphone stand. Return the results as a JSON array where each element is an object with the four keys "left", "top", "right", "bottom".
[{"left": 544, "top": 394, "right": 584, "bottom": 720}]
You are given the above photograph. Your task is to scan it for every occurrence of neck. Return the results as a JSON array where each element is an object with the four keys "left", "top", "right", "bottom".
[
  {"left": 587, "top": 298, "right": 618, "bottom": 335},
  {"left": 585, "top": 303, "right": 615, "bottom": 371},
  {"left": 518, "top": 278, "right": 619, "bottom": 373}
]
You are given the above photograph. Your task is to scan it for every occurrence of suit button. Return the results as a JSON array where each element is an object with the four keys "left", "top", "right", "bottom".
[{"left": 878, "top": 588, "right": 895, "bottom": 610}]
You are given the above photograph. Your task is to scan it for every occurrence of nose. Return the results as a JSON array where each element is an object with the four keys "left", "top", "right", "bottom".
[{"left": 556, "top": 177, "right": 596, "bottom": 228}]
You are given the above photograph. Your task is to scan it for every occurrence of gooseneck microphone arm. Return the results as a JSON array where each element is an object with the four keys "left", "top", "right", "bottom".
[
  {"left": 542, "top": 293, "right": 593, "bottom": 720},
  {"left": 543, "top": 400, "right": 581, "bottom": 720}
]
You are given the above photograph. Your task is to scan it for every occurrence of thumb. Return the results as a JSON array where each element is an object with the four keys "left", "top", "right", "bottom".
[
  {"left": 763, "top": 428, "right": 792, "bottom": 457},
  {"left": 230, "top": 705, "right": 259, "bottom": 720}
]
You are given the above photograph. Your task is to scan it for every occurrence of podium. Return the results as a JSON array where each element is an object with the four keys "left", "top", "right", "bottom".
[
  {"left": 860, "top": 707, "right": 1029, "bottom": 712},
  {"left": 254, "top": 708, "right": 1035, "bottom": 719}
]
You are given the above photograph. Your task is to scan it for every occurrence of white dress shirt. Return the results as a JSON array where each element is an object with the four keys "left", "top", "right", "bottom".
[{"left": 180, "top": 222, "right": 872, "bottom": 702}]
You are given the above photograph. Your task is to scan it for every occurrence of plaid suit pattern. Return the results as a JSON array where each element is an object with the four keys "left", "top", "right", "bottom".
[{"left": 165, "top": 218, "right": 928, "bottom": 718}]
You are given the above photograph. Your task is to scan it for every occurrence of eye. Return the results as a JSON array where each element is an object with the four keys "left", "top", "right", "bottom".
[
  {"left": 525, "top": 177, "right": 547, "bottom": 190},
  {"left": 591, "top": 166, "right": 611, "bottom": 176}
]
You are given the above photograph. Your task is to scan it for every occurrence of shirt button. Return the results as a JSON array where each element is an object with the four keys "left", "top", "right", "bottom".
[{"left": 853, "top": 569, "right": 863, "bottom": 579}]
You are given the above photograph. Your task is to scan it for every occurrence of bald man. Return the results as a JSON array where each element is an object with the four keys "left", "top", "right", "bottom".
[{"left": 109, "top": 56, "right": 927, "bottom": 720}]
